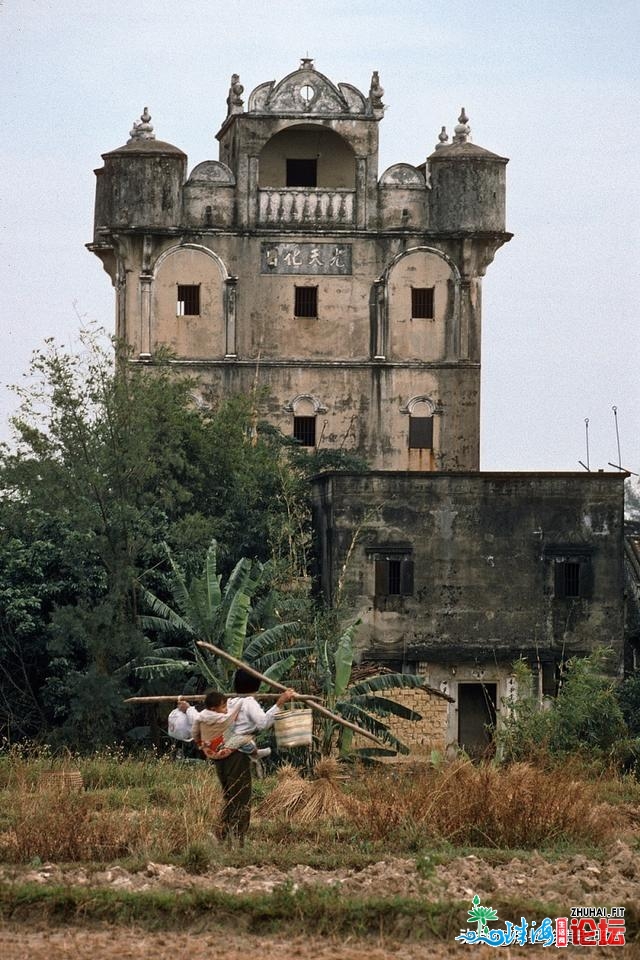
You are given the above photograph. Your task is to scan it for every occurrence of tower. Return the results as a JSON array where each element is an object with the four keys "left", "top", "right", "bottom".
[{"left": 89, "top": 61, "right": 510, "bottom": 470}]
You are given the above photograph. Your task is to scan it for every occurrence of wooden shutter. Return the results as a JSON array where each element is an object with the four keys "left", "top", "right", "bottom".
[
  {"left": 400, "top": 558, "right": 414, "bottom": 596},
  {"left": 409, "top": 416, "right": 433, "bottom": 449},
  {"left": 375, "top": 559, "right": 389, "bottom": 597}
]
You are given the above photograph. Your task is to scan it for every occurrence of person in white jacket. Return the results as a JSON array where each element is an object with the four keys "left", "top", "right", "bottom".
[{"left": 214, "top": 668, "right": 294, "bottom": 844}]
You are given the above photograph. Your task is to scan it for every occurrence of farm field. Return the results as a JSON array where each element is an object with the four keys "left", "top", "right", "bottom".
[{"left": 1, "top": 752, "right": 639, "bottom": 958}]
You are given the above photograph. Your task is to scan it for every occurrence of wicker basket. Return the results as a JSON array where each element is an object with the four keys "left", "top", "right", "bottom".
[
  {"left": 38, "top": 770, "right": 84, "bottom": 792},
  {"left": 274, "top": 708, "right": 313, "bottom": 748}
]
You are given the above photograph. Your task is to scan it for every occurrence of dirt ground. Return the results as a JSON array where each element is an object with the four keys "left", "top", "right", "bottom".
[{"left": 1, "top": 842, "right": 638, "bottom": 959}]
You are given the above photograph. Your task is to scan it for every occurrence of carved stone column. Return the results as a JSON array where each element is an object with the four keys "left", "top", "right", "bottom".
[
  {"left": 224, "top": 276, "right": 238, "bottom": 358},
  {"left": 247, "top": 156, "right": 259, "bottom": 229},
  {"left": 355, "top": 157, "right": 367, "bottom": 230},
  {"left": 139, "top": 275, "right": 152, "bottom": 357},
  {"left": 372, "top": 277, "right": 387, "bottom": 360}
]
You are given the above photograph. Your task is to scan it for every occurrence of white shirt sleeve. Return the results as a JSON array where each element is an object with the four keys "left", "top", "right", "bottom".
[{"left": 228, "top": 696, "right": 280, "bottom": 735}]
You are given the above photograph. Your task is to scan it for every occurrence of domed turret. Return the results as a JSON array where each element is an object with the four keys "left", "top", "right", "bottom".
[
  {"left": 427, "top": 109, "right": 507, "bottom": 234},
  {"left": 93, "top": 109, "right": 187, "bottom": 236}
]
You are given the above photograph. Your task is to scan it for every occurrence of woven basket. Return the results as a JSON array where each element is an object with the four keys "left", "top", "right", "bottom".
[
  {"left": 38, "top": 770, "right": 84, "bottom": 792},
  {"left": 274, "top": 708, "right": 313, "bottom": 749}
]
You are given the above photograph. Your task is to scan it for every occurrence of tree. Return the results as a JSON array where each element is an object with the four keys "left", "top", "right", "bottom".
[
  {"left": 498, "top": 650, "right": 628, "bottom": 764},
  {"left": 136, "top": 539, "right": 307, "bottom": 692},
  {"left": 0, "top": 331, "right": 310, "bottom": 744},
  {"left": 311, "top": 617, "right": 427, "bottom": 758}
]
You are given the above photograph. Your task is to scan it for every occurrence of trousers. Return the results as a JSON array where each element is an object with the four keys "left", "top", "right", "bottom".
[{"left": 214, "top": 750, "right": 252, "bottom": 842}]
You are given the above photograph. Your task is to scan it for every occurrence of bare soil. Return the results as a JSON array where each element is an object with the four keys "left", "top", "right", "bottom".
[{"left": 1, "top": 842, "right": 638, "bottom": 959}]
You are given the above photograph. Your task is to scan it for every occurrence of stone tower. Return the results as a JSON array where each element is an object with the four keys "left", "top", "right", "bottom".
[{"left": 89, "top": 62, "right": 511, "bottom": 470}]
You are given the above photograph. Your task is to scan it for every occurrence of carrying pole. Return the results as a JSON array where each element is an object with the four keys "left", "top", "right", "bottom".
[{"left": 195, "top": 639, "right": 388, "bottom": 748}]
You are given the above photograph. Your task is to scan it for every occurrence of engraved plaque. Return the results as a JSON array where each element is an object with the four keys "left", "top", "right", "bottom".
[{"left": 261, "top": 242, "right": 352, "bottom": 275}]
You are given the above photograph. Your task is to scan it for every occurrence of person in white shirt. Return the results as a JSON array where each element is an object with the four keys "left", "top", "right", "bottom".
[
  {"left": 167, "top": 698, "right": 200, "bottom": 758},
  {"left": 214, "top": 668, "right": 294, "bottom": 845},
  {"left": 192, "top": 690, "right": 271, "bottom": 764}
]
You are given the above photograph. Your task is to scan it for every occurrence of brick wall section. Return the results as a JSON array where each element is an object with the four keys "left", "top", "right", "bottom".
[{"left": 352, "top": 686, "right": 449, "bottom": 758}]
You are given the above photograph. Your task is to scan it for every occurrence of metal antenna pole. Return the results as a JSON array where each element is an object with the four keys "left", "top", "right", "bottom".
[
  {"left": 584, "top": 418, "right": 590, "bottom": 471},
  {"left": 612, "top": 406, "right": 622, "bottom": 469}
]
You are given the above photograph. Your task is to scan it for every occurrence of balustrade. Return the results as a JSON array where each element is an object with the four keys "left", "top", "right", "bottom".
[{"left": 258, "top": 188, "right": 355, "bottom": 227}]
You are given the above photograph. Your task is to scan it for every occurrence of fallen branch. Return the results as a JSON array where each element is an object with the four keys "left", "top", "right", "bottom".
[{"left": 196, "top": 639, "right": 388, "bottom": 749}]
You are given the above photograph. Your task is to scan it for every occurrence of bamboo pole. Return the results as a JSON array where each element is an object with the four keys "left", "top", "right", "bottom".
[
  {"left": 196, "top": 639, "right": 387, "bottom": 749},
  {"left": 124, "top": 694, "right": 323, "bottom": 704}
]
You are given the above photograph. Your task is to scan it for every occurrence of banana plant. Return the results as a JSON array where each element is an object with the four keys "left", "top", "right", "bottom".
[
  {"left": 316, "top": 619, "right": 427, "bottom": 758},
  {"left": 134, "top": 539, "right": 306, "bottom": 691}
]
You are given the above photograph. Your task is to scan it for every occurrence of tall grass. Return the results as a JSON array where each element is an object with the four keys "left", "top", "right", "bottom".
[
  {"left": 0, "top": 750, "right": 631, "bottom": 864},
  {"left": 347, "top": 760, "right": 621, "bottom": 848}
]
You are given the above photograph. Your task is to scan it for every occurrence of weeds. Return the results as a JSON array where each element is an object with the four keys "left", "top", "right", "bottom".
[{"left": 0, "top": 750, "right": 633, "bottom": 865}]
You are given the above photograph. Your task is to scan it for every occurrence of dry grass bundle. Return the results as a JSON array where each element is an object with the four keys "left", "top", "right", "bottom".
[
  {"left": 257, "top": 764, "right": 310, "bottom": 820},
  {"left": 295, "top": 759, "right": 354, "bottom": 824},
  {"left": 258, "top": 760, "right": 355, "bottom": 824}
]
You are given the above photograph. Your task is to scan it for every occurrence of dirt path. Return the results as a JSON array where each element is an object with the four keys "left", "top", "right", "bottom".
[{"left": 1, "top": 843, "right": 638, "bottom": 958}]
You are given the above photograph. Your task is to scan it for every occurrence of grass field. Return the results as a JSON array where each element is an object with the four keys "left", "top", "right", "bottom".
[{"left": 1, "top": 748, "right": 639, "bottom": 956}]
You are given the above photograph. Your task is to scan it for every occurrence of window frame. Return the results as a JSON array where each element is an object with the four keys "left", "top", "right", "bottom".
[
  {"left": 176, "top": 284, "right": 201, "bottom": 317},
  {"left": 411, "top": 286, "right": 435, "bottom": 320},
  {"left": 544, "top": 545, "right": 593, "bottom": 600},
  {"left": 293, "top": 415, "right": 316, "bottom": 447},
  {"left": 367, "top": 545, "right": 414, "bottom": 605},
  {"left": 294, "top": 285, "right": 318, "bottom": 319}
]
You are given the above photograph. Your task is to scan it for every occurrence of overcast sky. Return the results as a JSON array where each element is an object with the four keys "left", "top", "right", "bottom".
[{"left": 1, "top": 0, "right": 638, "bottom": 472}]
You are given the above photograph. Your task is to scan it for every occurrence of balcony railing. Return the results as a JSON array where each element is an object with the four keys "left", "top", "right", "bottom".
[{"left": 258, "top": 188, "right": 355, "bottom": 227}]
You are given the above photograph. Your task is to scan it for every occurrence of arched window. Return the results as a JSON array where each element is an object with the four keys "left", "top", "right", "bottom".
[
  {"left": 288, "top": 395, "right": 325, "bottom": 447},
  {"left": 407, "top": 398, "right": 434, "bottom": 450}
]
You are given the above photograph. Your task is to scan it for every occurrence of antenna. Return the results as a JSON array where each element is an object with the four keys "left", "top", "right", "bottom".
[
  {"left": 612, "top": 406, "right": 622, "bottom": 469},
  {"left": 607, "top": 462, "right": 639, "bottom": 476},
  {"left": 584, "top": 417, "right": 590, "bottom": 471}
]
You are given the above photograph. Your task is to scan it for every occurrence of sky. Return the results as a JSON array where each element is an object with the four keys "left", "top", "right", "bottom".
[{"left": 1, "top": 0, "right": 639, "bottom": 472}]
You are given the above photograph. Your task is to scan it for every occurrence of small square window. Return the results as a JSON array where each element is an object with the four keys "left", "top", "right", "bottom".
[
  {"left": 177, "top": 285, "right": 200, "bottom": 316},
  {"left": 553, "top": 558, "right": 592, "bottom": 599},
  {"left": 374, "top": 555, "right": 414, "bottom": 598},
  {"left": 286, "top": 158, "right": 317, "bottom": 187},
  {"left": 293, "top": 416, "right": 316, "bottom": 447},
  {"left": 294, "top": 286, "right": 318, "bottom": 318},
  {"left": 409, "top": 416, "right": 433, "bottom": 449},
  {"left": 411, "top": 287, "right": 434, "bottom": 319}
]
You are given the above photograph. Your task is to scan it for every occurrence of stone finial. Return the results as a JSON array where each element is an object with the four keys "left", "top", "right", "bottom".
[
  {"left": 436, "top": 125, "right": 449, "bottom": 149},
  {"left": 452, "top": 107, "right": 471, "bottom": 143},
  {"left": 369, "top": 70, "right": 385, "bottom": 114},
  {"left": 226, "top": 73, "right": 244, "bottom": 116},
  {"left": 300, "top": 56, "right": 315, "bottom": 70},
  {"left": 129, "top": 107, "right": 155, "bottom": 142}
]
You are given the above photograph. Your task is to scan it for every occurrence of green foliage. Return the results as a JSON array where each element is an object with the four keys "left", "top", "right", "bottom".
[
  {"left": 498, "top": 651, "right": 628, "bottom": 763},
  {"left": 618, "top": 670, "right": 640, "bottom": 737},
  {"left": 0, "top": 331, "right": 313, "bottom": 745},
  {"left": 311, "top": 615, "right": 425, "bottom": 758},
  {"left": 137, "top": 538, "right": 305, "bottom": 690}
]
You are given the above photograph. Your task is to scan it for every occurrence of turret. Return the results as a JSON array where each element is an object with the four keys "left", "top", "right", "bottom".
[
  {"left": 93, "top": 109, "right": 187, "bottom": 239},
  {"left": 427, "top": 109, "right": 507, "bottom": 234}
]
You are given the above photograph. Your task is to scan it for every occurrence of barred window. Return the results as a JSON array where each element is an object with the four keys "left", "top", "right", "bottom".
[
  {"left": 375, "top": 555, "right": 414, "bottom": 597},
  {"left": 294, "top": 286, "right": 318, "bottom": 318},
  {"left": 177, "top": 285, "right": 200, "bottom": 316},
  {"left": 293, "top": 416, "right": 316, "bottom": 447},
  {"left": 411, "top": 287, "right": 434, "bottom": 319}
]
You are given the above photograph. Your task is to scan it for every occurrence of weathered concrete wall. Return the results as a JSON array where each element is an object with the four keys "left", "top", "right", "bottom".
[
  {"left": 312, "top": 471, "right": 626, "bottom": 668},
  {"left": 89, "top": 66, "right": 510, "bottom": 472}
]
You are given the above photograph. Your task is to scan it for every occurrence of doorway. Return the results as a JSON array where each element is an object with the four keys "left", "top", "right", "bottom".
[{"left": 457, "top": 683, "right": 497, "bottom": 758}]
